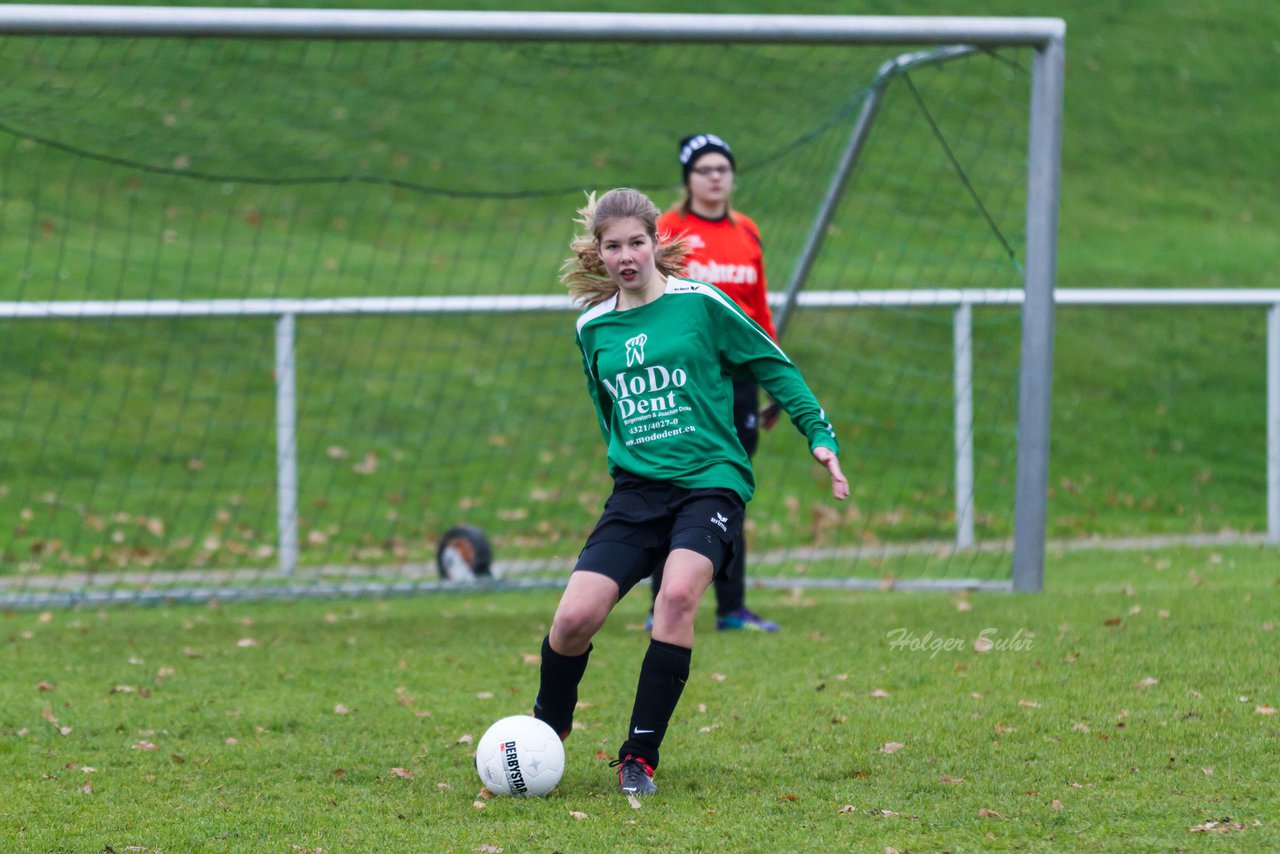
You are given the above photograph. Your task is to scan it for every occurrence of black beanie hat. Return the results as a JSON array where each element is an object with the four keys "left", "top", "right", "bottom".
[{"left": 679, "top": 133, "right": 735, "bottom": 183}]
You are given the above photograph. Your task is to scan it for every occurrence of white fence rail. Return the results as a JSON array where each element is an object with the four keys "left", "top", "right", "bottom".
[{"left": 4, "top": 287, "right": 1278, "bottom": 579}]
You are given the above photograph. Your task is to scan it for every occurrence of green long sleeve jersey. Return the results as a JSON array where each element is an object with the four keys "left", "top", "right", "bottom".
[{"left": 575, "top": 277, "right": 839, "bottom": 504}]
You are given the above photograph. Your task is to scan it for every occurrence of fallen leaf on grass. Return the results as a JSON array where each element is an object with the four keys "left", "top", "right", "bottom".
[
  {"left": 1256, "top": 705, "right": 1277, "bottom": 716},
  {"left": 36, "top": 681, "right": 55, "bottom": 692},
  {"left": 41, "top": 708, "right": 72, "bottom": 734},
  {"left": 1051, "top": 799, "right": 1064, "bottom": 811},
  {"left": 871, "top": 689, "right": 891, "bottom": 698},
  {"left": 838, "top": 805, "right": 856, "bottom": 813},
  {"left": 477, "top": 846, "right": 502, "bottom": 853},
  {"left": 1136, "top": 677, "right": 1159, "bottom": 690},
  {"left": 568, "top": 810, "right": 588, "bottom": 820},
  {"left": 391, "top": 767, "right": 414, "bottom": 780},
  {"left": 132, "top": 741, "right": 158, "bottom": 751},
  {"left": 1019, "top": 699, "right": 1041, "bottom": 708},
  {"left": 627, "top": 794, "right": 642, "bottom": 809},
  {"left": 978, "top": 807, "right": 1007, "bottom": 819},
  {"left": 940, "top": 775, "right": 964, "bottom": 784},
  {"left": 1189, "top": 819, "right": 1262, "bottom": 834},
  {"left": 880, "top": 742, "right": 904, "bottom": 754},
  {"left": 333, "top": 704, "right": 352, "bottom": 715},
  {"left": 456, "top": 734, "right": 474, "bottom": 746},
  {"left": 471, "top": 800, "right": 487, "bottom": 809},
  {"left": 77, "top": 780, "right": 94, "bottom": 794},
  {"left": 236, "top": 638, "right": 259, "bottom": 648}
]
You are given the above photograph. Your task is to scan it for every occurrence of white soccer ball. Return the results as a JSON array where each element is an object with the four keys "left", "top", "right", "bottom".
[{"left": 475, "top": 715, "right": 565, "bottom": 797}]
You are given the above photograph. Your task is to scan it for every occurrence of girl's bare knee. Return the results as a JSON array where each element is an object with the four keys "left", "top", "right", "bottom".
[{"left": 551, "top": 603, "right": 604, "bottom": 651}]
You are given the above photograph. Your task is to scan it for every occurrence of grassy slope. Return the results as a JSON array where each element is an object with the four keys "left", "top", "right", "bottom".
[
  {"left": 14, "top": 0, "right": 1274, "bottom": 285},
  {"left": 1, "top": 0, "right": 1276, "bottom": 569}
]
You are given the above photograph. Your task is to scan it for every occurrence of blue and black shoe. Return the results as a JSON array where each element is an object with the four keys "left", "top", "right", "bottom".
[{"left": 716, "top": 607, "right": 779, "bottom": 632}]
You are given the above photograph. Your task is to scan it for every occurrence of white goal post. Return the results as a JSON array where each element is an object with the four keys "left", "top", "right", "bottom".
[{"left": 0, "top": 6, "right": 1066, "bottom": 603}]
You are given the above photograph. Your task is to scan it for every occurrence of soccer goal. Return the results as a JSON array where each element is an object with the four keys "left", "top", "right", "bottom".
[{"left": 0, "top": 7, "right": 1064, "bottom": 606}]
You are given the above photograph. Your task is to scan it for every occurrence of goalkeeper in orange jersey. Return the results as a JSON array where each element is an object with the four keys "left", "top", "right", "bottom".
[
  {"left": 650, "top": 132, "right": 784, "bottom": 632},
  {"left": 533, "top": 187, "right": 846, "bottom": 795}
]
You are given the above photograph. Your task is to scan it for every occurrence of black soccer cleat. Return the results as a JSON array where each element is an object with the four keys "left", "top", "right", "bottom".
[{"left": 611, "top": 754, "right": 657, "bottom": 796}]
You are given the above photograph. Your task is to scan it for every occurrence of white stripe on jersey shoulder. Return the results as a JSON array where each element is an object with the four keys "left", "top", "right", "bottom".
[
  {"left": 666, "top": 277, "right": 787, "bottom": 357},
  {"left": 576, "top": 294, "right": 618, "bottom": 338}
]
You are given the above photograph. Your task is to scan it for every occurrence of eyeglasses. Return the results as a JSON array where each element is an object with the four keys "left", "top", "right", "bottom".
[{"left": 691, "top": 165, "right": 733, "bottom": 177}]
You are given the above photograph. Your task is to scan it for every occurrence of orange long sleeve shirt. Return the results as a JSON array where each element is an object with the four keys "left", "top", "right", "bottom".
[{"left": 656, "top": 207, "right": 777, "bottom": 341}]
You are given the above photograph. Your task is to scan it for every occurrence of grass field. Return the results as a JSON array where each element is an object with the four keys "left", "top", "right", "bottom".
[{"left": 2, "top": 544, "right": 1276, "bottom": 851}]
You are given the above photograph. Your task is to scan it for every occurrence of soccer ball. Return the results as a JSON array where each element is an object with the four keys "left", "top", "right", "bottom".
[{"left": 475, "top": 715, "right": 564, "bottom": 797}]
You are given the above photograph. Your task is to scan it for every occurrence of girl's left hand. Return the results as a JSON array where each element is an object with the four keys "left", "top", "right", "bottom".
[{"left": 812, "top": 446, "right": 849, "bottom": 500}]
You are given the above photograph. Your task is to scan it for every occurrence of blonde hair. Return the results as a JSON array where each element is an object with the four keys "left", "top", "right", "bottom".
[{"left": 561, "top": 188, "right": 689, "bottom": 307}]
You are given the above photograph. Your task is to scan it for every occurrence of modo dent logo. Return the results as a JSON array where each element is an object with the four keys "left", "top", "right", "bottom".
[
  {"left": 626, "top": 333, "right": 647, "bottom": 367},
  {"left": 601, "top": 363, "right": 689, "bottom": 419}
]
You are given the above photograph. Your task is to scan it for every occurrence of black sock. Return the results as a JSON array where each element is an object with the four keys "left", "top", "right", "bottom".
[
  {"left": 619, "top": 639, "right": 691, "bottom": 770},
  {"left": 533, "top": 635, "right": 590, "bottom": 739}
]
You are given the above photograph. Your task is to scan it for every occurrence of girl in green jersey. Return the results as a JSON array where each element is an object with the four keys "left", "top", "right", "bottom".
[{"left": 533, "top": 188, "right": 847, "bottom": 796}]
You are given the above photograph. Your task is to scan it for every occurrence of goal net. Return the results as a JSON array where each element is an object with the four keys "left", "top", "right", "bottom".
[{"left": 0, "top": 10, "right": 1063, "bottom": 605}]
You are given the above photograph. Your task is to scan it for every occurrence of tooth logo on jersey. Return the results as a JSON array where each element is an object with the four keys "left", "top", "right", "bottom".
[{"left": 626, "top": 333, "right": 647, "bottom": 367}]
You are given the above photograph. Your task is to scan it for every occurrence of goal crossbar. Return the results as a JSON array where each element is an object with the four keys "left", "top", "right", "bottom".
[{"left": 0, "top": 6, "right": 1064, "bottom": 46}]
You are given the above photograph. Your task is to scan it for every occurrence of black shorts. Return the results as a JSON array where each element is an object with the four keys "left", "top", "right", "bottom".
[{"left": 575, "top": 471, "right": 745, "bottom": 599}]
